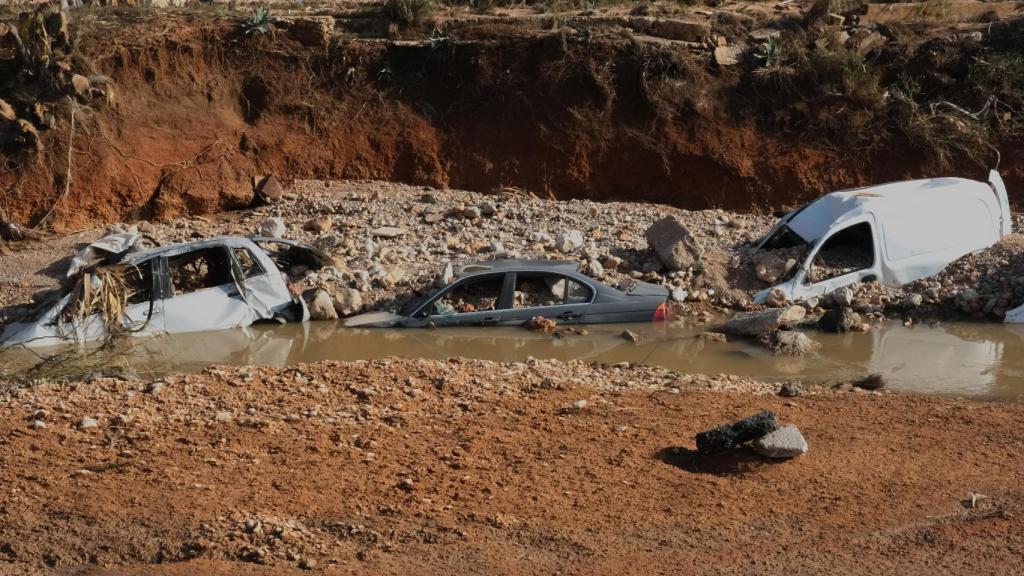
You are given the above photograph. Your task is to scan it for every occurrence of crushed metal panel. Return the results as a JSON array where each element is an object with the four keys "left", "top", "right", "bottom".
[{"left": 67, "top": 232, "right": 140, "bottom": 278}]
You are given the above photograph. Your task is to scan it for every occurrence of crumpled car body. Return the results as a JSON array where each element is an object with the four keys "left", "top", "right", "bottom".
[
  {"left": 345, "top": 259, "right": 669, "bottom": 328},
  {"left": 0, "top": 236, "right": 327, "bottom": 349},
  {"left": 753, "top": 170, "right": 1012, "bottom": 305}
]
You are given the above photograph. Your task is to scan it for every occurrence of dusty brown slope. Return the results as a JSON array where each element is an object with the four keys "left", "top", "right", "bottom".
[{"left": 0, "top": 358, "right": 1021, "bottom": 575}]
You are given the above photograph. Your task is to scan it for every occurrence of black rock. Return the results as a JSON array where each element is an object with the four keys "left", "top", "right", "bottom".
[
  {"left": 696, "top": 411, "right": 779, "bottom": 455},
  {"left": 818, "top": 307, "right": 861, "bottom": 333},
  {"left": 778, "top": 381, "right": 804, "bottom": 397}
]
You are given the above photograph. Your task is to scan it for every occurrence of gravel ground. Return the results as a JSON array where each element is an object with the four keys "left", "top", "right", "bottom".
[{"left": 0, "top": 357, "right": 1020, "bottom": 574}]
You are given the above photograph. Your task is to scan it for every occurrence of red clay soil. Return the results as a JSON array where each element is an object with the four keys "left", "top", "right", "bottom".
[
  {"left": 0, "top": 358, "right": 1021, "bottom": 575},
  {"left": 3, "top": 12, "right": 1022, "bottom": 232}
]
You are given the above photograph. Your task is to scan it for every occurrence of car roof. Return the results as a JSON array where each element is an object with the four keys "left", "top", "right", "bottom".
[
  {"left": 784, "top": 177, "right": 993, "bottom": 244},
  {"left": 455, "top": 259, "right": 581, "bottom": 278},
  {"left": 120, "top": 236, "right": 259, "bottom": 264}
]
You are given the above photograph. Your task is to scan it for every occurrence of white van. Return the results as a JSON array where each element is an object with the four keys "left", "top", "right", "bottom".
[{"left": 753, "top": 170, "right": 1011, "bottom": 304}]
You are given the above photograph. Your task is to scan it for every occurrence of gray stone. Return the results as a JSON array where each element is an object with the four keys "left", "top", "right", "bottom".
[
  {"left": 671, "top": 288, "right": 689, "bottom": 302},
  {"left": 78, "top": 417, "right": 99, "bottom": 430},
  {"left": 830, "top": 287, "right": 854, "bottom": 308},
  {"left": 258, "top": 217, "right": 286, "bottom": 238},
  {"left": 478, "top": 202, "right": 496, "bottom": 216},
  {"left": 332, "top": 288, "right": 363, "bottom": 317},
  {"left": 723, "top": 306, "right": 806, "bottom": 337},
  {"left": 586, "top": 259, "right": 605, "bottom": 279},
  {"left": 463, "top": 206, "right": 482, "bottom": 220},
  {"left": 621, "top": 329, "right": 640, "bottom": 343},
  {"left": 553, "top": 230, "right": 584, "bottom": 253},
  {"left": 903, "top": 293, "right": 924, "bottom": 308},
  {"left": 146, "top": 381, "right": 165, "bottom": 394},
  {"left": 751, "top": 424, "right": 808, "bottom": 459},
  {"left": 308, "top": 289, "right": 338, "bottom": 320},
  {"left": 645, "top": 216, "right": 704, "bottom": 271}
]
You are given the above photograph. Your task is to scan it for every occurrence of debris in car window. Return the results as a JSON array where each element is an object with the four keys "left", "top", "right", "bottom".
[{"left": 344, "top": 259, "right": 669, "bottom": 328}]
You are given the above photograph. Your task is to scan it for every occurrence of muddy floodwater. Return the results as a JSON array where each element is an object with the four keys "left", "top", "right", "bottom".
[{"left": 4, "top": 320, "right": 1024, "bottom": 400}]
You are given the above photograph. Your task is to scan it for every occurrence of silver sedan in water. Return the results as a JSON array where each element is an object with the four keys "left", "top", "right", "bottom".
[{"left": 345, "top": 260, "right": 670, "bottom": 328}]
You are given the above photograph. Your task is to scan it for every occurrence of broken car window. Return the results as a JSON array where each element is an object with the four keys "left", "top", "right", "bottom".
[
  {"left": 167, "top": 247, "right": 234, "bottom": 296},
  {"left": 761, "top": 224, "right": 807, "bottom": 250},
  {"left": 807, "top": 222, "right": 874, "bottom": 284},
  {"left": 513, "top": 273, "right": 591, "bottom": 308},
  {"left": 233, "top": 248, "right": 265, "bottom": 278},
  {"left": 433, "top": 275, "right": 504, "bottom": 315}
]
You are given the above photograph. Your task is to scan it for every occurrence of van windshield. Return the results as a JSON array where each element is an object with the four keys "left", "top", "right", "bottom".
[{"left": 761, "top": 224, "right": 808, "bottom": 250}]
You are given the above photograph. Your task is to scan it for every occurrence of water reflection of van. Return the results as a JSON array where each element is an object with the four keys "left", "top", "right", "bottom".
[{"left": 754, "top": 171, "right": 1011, "bottom": 304}]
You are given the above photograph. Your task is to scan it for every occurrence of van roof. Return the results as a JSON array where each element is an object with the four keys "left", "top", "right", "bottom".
[{"left": 784, "top": 177, "right": 992, "bottom": 244}]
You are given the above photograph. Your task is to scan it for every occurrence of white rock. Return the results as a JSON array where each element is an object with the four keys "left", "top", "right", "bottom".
[
  {"left": 553, "top": 230, "right": 584, "bottom": 252},
  {"left": 78, "top": 417, "right": 99, "bottom": 430},
  {"left": 258, "top": 217, "right": 286, "bottom": 238},
  {"left": 371, "top": 226, "right": 407, "bottom": 238},
  {"left": 751, "top": 424, "right": 808, "bottom": 459},
  {"left": 587, "top": 259, "right": 605, "bottom": 278}
]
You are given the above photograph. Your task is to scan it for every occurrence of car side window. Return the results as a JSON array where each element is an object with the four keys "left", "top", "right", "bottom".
[
  {"left": 233, "top": 248, "right": 266, "bottom": 278},
  {"left": 432, "top": 275, "right": 505, "bottom": 315},
  {"left": 514, "top": 273, "right": 591, "bottom": 308},
  {"left": 167, "top": 247, "right": 234, "bottom": 296},
  {"left": 806, "top": 222, "right": 874, "bottom": 284}
]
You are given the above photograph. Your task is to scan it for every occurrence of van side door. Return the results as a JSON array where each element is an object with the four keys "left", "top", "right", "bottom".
[{"left": 793, "top": 220, "right": 882, "bottom": 298}]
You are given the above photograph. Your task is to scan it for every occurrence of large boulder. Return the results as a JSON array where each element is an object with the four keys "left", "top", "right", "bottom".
[
  {"left": 332, "top": 288, "right": 363, "bottom": 317},
  {"left": 307, "top": 289, "right": 338, "bottom": 320},
  {"left": 645, "top": 216, "right": 704, "bottom": 271},
  {"left": 724, "top": 306, "right": 806, "bottom": 337}
]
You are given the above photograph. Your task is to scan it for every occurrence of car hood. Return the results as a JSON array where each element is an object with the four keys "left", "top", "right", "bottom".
[{"left": 343, "top": 311, "right": 406, "bottom": 327}]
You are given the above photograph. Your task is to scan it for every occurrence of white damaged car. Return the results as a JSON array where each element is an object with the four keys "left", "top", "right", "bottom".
[
  {"left": 0, "top": 236, "right": 330, "bottom": 348},
  {"left": 753, "top": 170, "right": 1012, "bottom": 307}
]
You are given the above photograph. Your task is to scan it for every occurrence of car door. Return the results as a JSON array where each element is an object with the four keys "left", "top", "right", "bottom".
[
  {"left": 160, "top": 246, "right": 256, "bottom": 334},
  {"left": 414, "top": 273, "right": 511, "bottom": 327},
  {"left": 499, "top": 272, "right": 593, "bottom": 326}
]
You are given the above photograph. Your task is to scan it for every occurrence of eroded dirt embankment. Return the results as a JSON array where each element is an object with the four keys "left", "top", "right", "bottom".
[{"left": 3, "top": 8, "right": 1023, "bottom": 232}]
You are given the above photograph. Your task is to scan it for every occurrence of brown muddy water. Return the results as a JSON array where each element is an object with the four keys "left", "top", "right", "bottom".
[{"left": 3, "top": 321, "right": 1024, "bottom": 400}]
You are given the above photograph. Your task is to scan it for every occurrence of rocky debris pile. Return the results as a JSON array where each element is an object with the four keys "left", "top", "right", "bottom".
[
  {"left": 901, "top": 234, "right": 1024, "bottom": 320},
  {"left": 94, "top": 180, "right": 772, "bottom": 321},
  {"left": 696, "top": 410, "right": 808, "bottom": 459}
]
